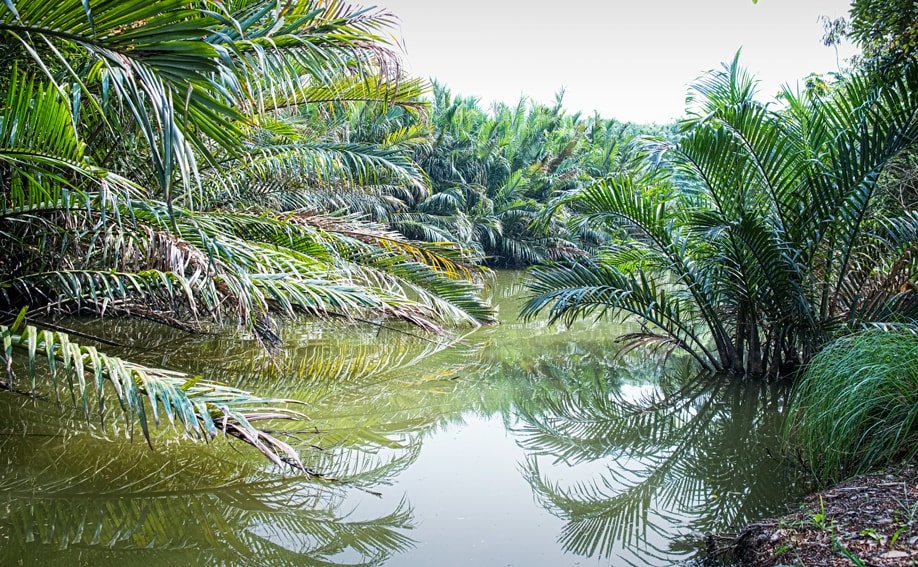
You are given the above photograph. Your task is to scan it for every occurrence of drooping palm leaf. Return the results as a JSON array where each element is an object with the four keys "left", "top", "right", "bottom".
[{"left": 0, "top": 322, "right": 308, "bottom": 468}]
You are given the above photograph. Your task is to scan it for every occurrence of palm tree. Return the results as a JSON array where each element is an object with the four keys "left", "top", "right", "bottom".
[
  {"left": 0, "top": 0, "right": 493, "bottom": 465},
  {"left": 401, "top": 84, "right": 658, "bottom": 267},
  {"left": 525, "top": 56, "right": 918, "bottom": 377}
]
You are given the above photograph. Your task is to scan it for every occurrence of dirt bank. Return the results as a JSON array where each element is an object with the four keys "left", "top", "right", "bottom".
[{"left": 716, "top": 465, "right": 916, "bottom": 566}]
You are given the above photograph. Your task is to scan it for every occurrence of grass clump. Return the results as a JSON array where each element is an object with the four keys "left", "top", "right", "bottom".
[{"left": 787, "top": 330, "right": 918, "bottom": 483}]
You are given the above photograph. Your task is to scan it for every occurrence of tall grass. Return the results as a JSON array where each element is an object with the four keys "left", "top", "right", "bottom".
[{"left": 786, "top": 330, "right": 918, "bottom": 483}]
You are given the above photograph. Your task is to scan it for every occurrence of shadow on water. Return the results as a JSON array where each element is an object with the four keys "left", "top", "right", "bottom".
[{"left": 0, "top": 272, "right": 809, "bottom": 566}]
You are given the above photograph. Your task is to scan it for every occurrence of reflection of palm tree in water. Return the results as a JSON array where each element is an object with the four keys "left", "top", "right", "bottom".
[
  {"left": 510, "top": 362, "right": 803, "bottom": 565},
  {"left": 0, "top": 311, "right": 494, "bottom": 566},
  {"left": 0, "top": 421, "right": 420, "bottom": 566},
  {"left": 0, "top": 325, "right": 446, "bottom": 566}
]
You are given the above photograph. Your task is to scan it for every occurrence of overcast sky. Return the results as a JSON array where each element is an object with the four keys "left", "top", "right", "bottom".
[{"left": 374, "top": 0, "right": 859, "bottom": 124}]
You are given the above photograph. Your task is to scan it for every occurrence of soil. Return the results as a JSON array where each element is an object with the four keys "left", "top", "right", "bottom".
[{"left": 718, "top": 465, "right": 917, "bottom": 566}]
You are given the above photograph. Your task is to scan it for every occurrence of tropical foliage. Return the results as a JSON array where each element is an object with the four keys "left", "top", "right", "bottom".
[
  {"left": 347, "top": 84, "right": 666, "bottom": 267},
  {"left": 394, "top": 84, "right": 668, "bottom": 266},
  {"left": 0, "top": 0, "right": 494, "bottom": 465},
  {"left": 824, "top": 0, "right": 918, "bottom": 230},
  {"left": 525, "top": 56, "right": 918, "bottom": 377},
  {"left": 848, "top": 0, "right": 918, "bottom": 67}
]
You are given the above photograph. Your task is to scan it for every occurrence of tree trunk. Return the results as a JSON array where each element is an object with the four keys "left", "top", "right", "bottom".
[
  {"left": 768, "top": 328, "right": 784, "bottom": 379},
  {"left": 747, "top": 316, "right": 763, "bottom": 376},
  {"left": 732, "top": 307, "right": 746, "bottom": 374}
]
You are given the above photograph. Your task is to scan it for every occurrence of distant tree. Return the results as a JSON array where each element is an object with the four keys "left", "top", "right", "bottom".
[
  {"left": 848, "top": 0, "right": 918, "bottom": 66},
  {"left": 815, "top": 0, "right": 918, "bottom": 70},
  {"left": 393, "top": 84, "right": 670, "bottom": 267}
]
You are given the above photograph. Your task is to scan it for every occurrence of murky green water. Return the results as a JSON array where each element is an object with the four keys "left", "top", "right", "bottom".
[{"left": 0, "top": 272, "right": 807, "bottom": 566}]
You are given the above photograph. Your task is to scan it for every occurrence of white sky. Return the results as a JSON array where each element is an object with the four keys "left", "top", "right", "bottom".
[{"left": 375, "top": 0, "right": 859, "bottom": 124}]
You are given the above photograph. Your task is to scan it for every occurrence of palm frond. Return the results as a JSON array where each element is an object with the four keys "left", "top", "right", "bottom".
[{"left": 0, "top": 322, "right": 307, "bottom": 469}]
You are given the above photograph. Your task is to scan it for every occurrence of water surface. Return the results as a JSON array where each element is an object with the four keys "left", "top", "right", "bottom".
[{"left": 0, "top": 272, "right": 807, "bottom": 566}]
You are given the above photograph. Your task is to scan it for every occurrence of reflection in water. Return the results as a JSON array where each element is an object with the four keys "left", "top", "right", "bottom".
[
  {"left": 0, "top": 406, "right": 417, "bottom": 566},
  {"left": 515, "top": 372, "right": 798, "bottom": 564},
  {"left": 0, "top": 272, "right": 807, "bottom": 566}
]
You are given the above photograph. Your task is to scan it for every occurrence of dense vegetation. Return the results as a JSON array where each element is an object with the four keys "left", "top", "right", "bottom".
[
  {"left": 310, "top": 84, "right": 668, "bottom": 266},
  {"left": 847, "top": 0, "right": 918, "bottom": 67},
  {"left": 0, "top": 0, "right": 499, "bottom": 466},
  {"left": 401, "top": 86, "right": 668, "bottom": 266}
]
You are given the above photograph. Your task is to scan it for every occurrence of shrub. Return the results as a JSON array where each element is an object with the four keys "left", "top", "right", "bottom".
[{"left": 786, "top": 330, "right": 918, "bottom": 482}]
